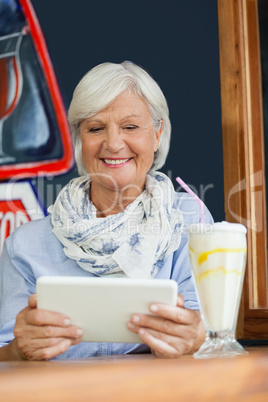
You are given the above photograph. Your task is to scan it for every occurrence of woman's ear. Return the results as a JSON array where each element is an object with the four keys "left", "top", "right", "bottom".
[{"left": 154, "top": 120, "right": 163, "bottom": 152}]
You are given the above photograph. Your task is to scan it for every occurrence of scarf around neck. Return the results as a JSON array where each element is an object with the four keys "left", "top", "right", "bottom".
[{"left": 48, "top": 172, "right": 183, "bottom": 279}]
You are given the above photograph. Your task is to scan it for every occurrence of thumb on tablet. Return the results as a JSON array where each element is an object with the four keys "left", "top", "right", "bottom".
[{"left": 28, "top": 294, "right": 37, "bottom": 309}]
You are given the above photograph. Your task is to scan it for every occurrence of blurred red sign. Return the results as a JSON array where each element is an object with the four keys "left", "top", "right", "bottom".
[
  {"left": 0, "top": 180, "right": 46, "bottom": 252},
  {"left": 0, "top": 0, "right": 74, "bottom": 180}
]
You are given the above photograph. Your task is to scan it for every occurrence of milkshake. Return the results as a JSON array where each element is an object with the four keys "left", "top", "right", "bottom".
[{"left": 188, "top": 221, "right": 247, "bottom": 358}]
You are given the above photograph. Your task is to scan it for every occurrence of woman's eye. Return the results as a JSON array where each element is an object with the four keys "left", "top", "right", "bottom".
[
  {"left": 124, "top": 125, "right": 138, "bottom": 130},
  {"left": 89, "top": 127, "right": 103, "bottom": 133}
]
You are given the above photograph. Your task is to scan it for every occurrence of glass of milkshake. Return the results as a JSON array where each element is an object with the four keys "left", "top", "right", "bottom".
[{"left": 188, "top": 221, "right": 248, "bottom": 359}]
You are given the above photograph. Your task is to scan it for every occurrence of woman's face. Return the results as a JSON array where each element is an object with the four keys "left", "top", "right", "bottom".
[{"left": 80, "top": 91, "right": 162, "bottom": 196}]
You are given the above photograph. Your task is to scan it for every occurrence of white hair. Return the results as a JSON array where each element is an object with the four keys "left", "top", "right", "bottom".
[{"left": 68, "top": 61, "right": 171, "bottom": 175}]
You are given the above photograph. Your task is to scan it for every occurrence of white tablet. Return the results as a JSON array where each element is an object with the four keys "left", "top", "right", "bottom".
[{"left": 36, "top": 276, "right": 178, "bottom": 344}]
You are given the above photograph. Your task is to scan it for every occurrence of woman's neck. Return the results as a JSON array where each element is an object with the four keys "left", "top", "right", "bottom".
[{"left": 90, "top": 184, "right": 144, "bottom": 217}]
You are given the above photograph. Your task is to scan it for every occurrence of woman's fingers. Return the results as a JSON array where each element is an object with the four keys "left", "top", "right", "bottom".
[
  {"left": 22, "top": 307, "right": 72, "bottom": 328},
  {"left": 27, "top": 294, "right": 74, "bottom": 329},
  {"left": 128, "top": 314, "right": 179, "bottom": 337},
  {"left": 136, "top": 328, "right": 183, "bottom": 358},
  {"left": 176, "top": 294, "right": 185, "bottom": 307},
  {"left": 148, "top": 302, "right": 198, "bottom": 326},
  {"left": 15, "top": 306, "right": 83, "bottom": 341},
  {"left": 128, "top": 309, "right": 200, "bottom": 337},
  {"left": 28, "top": 293, "right": 37, "bottom": 308},
  {"left": 128, "top": 321, "right": 199, "bottom": 357},
  {"left": 15, "top": 337, "right": 73, "bottom": 361},
  {"left": 30, "top": 339, "right": 72, "bottom": 361},
  {"left": 13, "top": 295, "right": 83, "bottom": 360},
  {"left": 127, "top": 315, "right": 197, "bottom": 345},
  {"left": 17, "top": 335, "right": 79, "bottom": 350},
  {"left": 127, "top": 294, "right": 205, "bottom": 358},
  {"left": 14, "top": 321, "right": 83, "bottom": 340}
]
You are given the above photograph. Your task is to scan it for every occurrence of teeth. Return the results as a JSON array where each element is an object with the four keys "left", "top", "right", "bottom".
[{"left": 103, "top": 158, "right": 130, "bottom": 165}]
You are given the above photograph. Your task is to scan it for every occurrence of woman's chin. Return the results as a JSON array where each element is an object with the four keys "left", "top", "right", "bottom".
[{"left": 100, "top": 175, "right": 144, "bottom": 196}]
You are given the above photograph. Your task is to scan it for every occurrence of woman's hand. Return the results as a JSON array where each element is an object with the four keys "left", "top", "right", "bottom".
[
  {"left": 9, "top": 294, "right": 83, "bottom": 361},
  {"left": 127, "top": 294, "right": 205, "bottom": 358}
]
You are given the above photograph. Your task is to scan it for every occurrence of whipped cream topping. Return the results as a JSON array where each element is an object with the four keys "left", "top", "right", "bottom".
[{"left": 189, "top": 221, "right": 247, "bottom": 234}]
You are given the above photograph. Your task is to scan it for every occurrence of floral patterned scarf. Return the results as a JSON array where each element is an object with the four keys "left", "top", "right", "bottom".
[{"left": 48, "top": 172, "right": 183, "bottom": 279}]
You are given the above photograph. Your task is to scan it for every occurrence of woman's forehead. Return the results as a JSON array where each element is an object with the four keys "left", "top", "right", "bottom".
[{"left": 86, "top": 92, "right": 151, "bottom": 120}]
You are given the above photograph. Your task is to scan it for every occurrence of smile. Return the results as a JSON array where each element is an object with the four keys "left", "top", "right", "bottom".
[{"left": 101, "top": 158, "right": 132, "bottom": 166}]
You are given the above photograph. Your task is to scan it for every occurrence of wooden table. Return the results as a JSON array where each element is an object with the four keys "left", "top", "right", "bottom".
[{"left": 1, "top": 348, "right": 268, "bottom": 401}]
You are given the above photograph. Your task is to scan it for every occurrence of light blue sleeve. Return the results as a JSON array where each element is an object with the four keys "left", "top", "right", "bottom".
[{"left": 0, "top": 235, "right": 35, "bottom": 347}]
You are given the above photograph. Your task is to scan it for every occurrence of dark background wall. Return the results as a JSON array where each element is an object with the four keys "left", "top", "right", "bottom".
[{"left": 30, "top": 0, "right": 224, "bottom": 222}]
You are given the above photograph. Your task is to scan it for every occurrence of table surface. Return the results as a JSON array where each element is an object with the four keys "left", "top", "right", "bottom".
[{"left": 1, "top": 347, "right": 268, "bottom": 401}]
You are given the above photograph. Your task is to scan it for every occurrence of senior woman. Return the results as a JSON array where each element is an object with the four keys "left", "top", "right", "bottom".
[{"left": 0, "top": 61, "right": 212, "bottom": 361}]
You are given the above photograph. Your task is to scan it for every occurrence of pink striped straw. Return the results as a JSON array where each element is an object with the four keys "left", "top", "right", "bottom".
[{"left": 176, "top": 177, "right": 205, "bottom": 223}]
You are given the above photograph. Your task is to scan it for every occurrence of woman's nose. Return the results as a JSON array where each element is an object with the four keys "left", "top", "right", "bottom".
[{"left": 104, "top": 126, "right": 124, "bottom": 152}]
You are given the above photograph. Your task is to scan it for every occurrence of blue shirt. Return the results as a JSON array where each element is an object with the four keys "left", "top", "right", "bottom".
[{"left": 0, "top": 193, "right": 213, "bottom": 359}]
